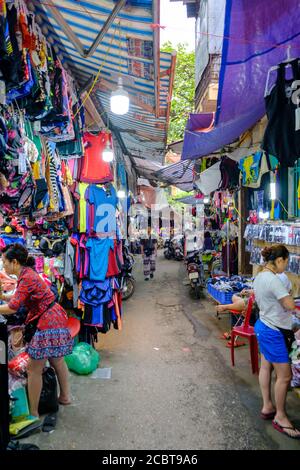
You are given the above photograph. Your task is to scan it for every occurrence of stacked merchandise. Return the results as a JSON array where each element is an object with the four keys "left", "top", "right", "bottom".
[
  {"left": 206, "top": 275, "right": 253, "bottom": 304},
  {"left": 0, "top": 1, "right": 80, "bottom": 223},
  {"left": 290, "top": 308, "right": 300, "bottom": 388},
  {"left": 0, "top": 0, "right": 125, "bottom": 346},
  {"left": 0, "top": 0, "right": 127, "bottom": 443},
  {"left": 244, "top": 223, "right": 300, "bottom": 275}
]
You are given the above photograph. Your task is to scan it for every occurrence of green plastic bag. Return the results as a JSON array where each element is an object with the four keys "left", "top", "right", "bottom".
[
  {"left": 11, "top": 387, "right": 30, "bottom": 422},
  {"left": 65, "top": 342, "right": 100, "bottom": 375}
]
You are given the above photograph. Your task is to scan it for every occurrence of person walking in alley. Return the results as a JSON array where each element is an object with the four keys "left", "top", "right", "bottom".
[
  {"left": 253, "top": 245, "right": 300, "bottom": 439},
  {"left": 140, "top": 226, "right": 158, "bottom": 281}
]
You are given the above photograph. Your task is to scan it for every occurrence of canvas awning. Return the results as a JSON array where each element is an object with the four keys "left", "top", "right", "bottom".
[
  {"left": 182, "top": 0, "right": 300, "bottom": 160},
  {"left": 30, "top": 0, "right": 175, "bottom": 164}
]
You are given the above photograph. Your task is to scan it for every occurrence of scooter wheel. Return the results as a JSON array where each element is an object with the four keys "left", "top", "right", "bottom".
[{"left": 121, "top": 277, "right": 135, "bottom": 300}]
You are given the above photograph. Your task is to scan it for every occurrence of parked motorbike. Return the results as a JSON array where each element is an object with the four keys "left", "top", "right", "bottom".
[
  {"left": 119, "top": 247, "right": 135, "bottom": 300},
  {"left": 173, "top": 236, "right": 184, "bottom": 261},
  {"left": 164, "top": 237, "right": 184, "bottom": 261},
  {"left": 163, "top": 239, "right": 174, "bottom": 260},
  {"left": 185, "top": 250, "right": 205, "bottom": 299}
]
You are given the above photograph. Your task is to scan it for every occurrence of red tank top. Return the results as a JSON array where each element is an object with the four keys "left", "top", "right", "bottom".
[{"left": 80, "top": 132, "right": 114, "bottom": 184}]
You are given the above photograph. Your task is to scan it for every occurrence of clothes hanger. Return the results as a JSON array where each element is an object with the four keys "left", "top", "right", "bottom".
[{"left": 264, "top": 46, "right": 299, "bottom": 97}]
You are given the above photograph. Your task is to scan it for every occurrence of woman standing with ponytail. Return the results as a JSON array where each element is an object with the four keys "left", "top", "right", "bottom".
[
  {"left": 0, "top": 243, "right": 72, "bottom": 418},
  {"left": 254, "top": 244, "right": 300, "bottom": 439}
]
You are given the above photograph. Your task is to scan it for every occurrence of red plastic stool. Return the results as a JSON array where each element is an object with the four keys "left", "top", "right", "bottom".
[{"left": 230, "top": 295, "right": 259, "bottom": 374}]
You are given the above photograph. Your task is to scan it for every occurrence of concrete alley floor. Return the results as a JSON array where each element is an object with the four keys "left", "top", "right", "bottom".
[{"left": 23, "top": 252, "right": 300, "bottom": 450}]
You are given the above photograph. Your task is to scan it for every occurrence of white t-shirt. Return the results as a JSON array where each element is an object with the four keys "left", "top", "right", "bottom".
[
  {"left": 254, "top": 271, "right": 291, "bottom": 330},
  {"left": 277, "top": 272, "right": 292, "bottom": 292}
]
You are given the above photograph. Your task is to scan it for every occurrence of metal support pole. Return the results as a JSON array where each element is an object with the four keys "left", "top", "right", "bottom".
[{"left": 226, "top": 219, "right": 230, "bottom": 277}]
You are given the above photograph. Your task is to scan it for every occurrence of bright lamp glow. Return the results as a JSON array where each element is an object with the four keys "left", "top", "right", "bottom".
[
  {"left": 203, "top": 196, "right": 210, "bottom": 204},
  {"left": 102, "top": 141, "right": 114, "bottom": 162},
  {"left": 110, "top": 77, "right": 129, "bottom": 115},
  {"left": 270, "top": 182, "right": 276, "bottom": 200},
  {"left": 117, "top": 190, "right": 126, "bottom": 199},
  {"left": 259, "top": 211, "right": 270, "bottom": 220}
]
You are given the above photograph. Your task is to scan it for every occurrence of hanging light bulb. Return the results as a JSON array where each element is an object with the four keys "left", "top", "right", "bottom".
[
  {"left": 102, "top": 133, "right": 114, "bottom": 162},
  {"left": 270, "top": 182, "right": 276, "bottom": 200},
  {"left": 117, "top": 189, "right": 126, "bottom": 199},
  {"left": 110, "top": 76, "right": 129, "bottom": 115},
  {"left": 102, "top": 141, "right": 114, "bottom": 162}
]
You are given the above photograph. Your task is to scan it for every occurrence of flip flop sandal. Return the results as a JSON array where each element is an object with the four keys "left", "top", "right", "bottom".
[
  {"left": 272, "top": 420, "right": 300, "bottom": 439},
  {"left": 261, "top": 411, "right": 276, "bottom": 420},
  {"left": 220, "top": 332, "right": 231, "bottom": 340},
  {"left": 42, "top": 413, "right": 57, "bottom": 433},
  {"left": 10, "top": 419, "right": 42, "bottom": 440}
]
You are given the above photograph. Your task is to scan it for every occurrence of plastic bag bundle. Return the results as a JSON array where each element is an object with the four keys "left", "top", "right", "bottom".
[
  {"left": 8, "top": 351, "right": 30, "bottom": 377},
  {"left": 65, "top": 342, "right": 100, "bottom": 375},
  {"left": 11, "top": 386, "right": 30, "bottom": 422},
  {"left": 38, "top": 367, "right": 59, "bottom": 415}
]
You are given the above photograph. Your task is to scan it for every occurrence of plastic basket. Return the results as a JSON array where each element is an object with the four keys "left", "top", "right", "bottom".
[
  {"left": 218, "top": 291, "right": 233, "bottom": 304},
  {"left": 207, "top": 284, "right": 233, "bottom": 304}
]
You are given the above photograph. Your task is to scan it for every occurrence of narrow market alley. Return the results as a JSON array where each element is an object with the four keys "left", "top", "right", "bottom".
[{"left": 22, "top": 253, "right": 300, "bottom": 451}]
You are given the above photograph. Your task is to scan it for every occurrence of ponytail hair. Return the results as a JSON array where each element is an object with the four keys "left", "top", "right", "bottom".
[
  {"left": 261, "top": 244, "right": 289, "bottom": 263},
  {"left": 2, "top": 243, "right": 36, "bottom": 268}
]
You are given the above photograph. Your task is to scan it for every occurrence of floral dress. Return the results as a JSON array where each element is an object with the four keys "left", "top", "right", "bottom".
[{"left": 8, "top": 267, "right": 73, "bottom": 359}]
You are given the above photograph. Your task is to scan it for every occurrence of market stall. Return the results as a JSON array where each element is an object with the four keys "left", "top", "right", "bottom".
[{"left": 0, "top": 0, "right": 129, "bottom": 443}]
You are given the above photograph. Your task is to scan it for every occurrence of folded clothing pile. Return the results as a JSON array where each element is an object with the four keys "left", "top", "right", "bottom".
[{"left": 207, "top": 275, "right": 253, "bottom": 293}]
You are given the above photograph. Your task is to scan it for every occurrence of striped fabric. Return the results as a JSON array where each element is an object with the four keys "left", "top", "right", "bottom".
[
  {"left": 44, "top": 140, "right": 59, "bottom": 211},
  {"left": 154, "top": 160, "right": 195, "bottom": 191},
  {"left": 30, "top": 1, "right": 173, "bottom": 164}
]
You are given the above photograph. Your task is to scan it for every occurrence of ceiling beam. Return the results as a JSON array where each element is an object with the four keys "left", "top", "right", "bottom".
[
  {"left": 85, "top": 0, "right": 126, "bottom": 58},
  {"left": 43, "top": 0, "right": 126, "bottom": 58},
  {"left": 44, "top": 0, "right": 85, "bottom": 56}
]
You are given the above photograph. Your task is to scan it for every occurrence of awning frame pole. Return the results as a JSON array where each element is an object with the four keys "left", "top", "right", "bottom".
[{"left": 152, "top": 0, "right": 161, "bottom": 118}]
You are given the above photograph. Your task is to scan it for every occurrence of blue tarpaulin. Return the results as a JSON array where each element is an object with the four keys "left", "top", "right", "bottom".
[{"left": 182, "top": 0, "right": 300, "bottom": 160}]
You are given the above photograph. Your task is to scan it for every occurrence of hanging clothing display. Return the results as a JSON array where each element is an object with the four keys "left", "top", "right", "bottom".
[
  {"left": 80, "top": 132, "right": 113, "bottom": 184},
  {"left": 0, "top": 0, "right": 125, "bottom": 363},
  {"left": 262, "top": 59, "right": 300, "bottom": 167}
]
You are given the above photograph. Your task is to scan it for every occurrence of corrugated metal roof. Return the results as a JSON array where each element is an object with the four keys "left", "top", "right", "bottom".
[
  {"left": 176, "top": 196, "right": 203, "bottom": 205},
  {"left": 154, "top": 160, "right": 195, "bottom": 191},
  {"left": 30, "top": 0, "right": 174, "bottom": 163}
]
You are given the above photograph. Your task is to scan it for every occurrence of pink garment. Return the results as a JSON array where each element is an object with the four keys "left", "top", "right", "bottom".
[{"left": 35, "top": 256, "right": 44, "bottom": 274}]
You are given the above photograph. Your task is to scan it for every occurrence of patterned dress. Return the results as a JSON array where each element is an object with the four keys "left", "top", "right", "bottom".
[{"left": 8, "top": 267, "right": 73, "bottom": 359}]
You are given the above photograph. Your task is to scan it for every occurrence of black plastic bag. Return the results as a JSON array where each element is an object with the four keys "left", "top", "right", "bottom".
[{"left": 38, "top": 367, "right": 59, "bottom": 415}]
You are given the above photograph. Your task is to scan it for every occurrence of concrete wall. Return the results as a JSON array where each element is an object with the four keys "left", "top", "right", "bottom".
[{"left": 195, "top": 0, "right": 226, "bottom": 87}]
